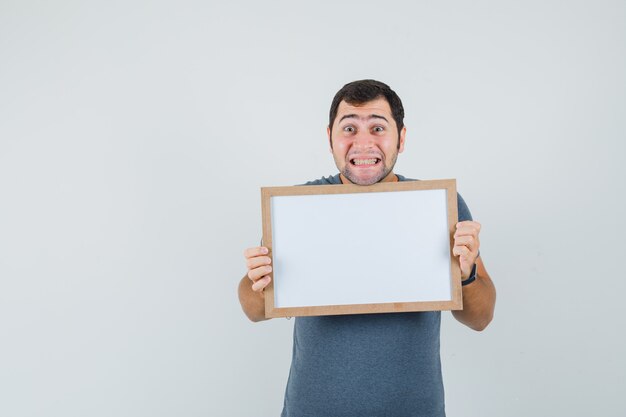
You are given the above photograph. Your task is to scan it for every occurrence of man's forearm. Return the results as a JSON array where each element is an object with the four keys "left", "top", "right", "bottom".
[
  {"left": 238, "top": 276, "right": 269, "bottom": 322},
  {"left": 452, "top": 257, "right": 496, "bottom": 331}
]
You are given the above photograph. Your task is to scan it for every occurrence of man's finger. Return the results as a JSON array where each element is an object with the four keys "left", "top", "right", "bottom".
[
  {"left": 454, "top": 235, "right": 478, "bottom": 251},
  {"left": 453, "top": 244, "right": 479, "bottom": 270},
  {"left": 456, "top": 220, "right": 481, "bottom": 229},
  {"left": 248, "top": 265, "right": 273, "bottom": 282},
  {"left": 246, "top": 256, "right": 272, "bottom": 270},
  {"left": 452, "top": 245, "right": 467, "bottom": 257},
  {"left": 251, "top": 276, "right": 272, "bottom": 292},
  {"left": 455, "top": 221, "right": 481, "bottom": 236},
  {"left": 453, "top": 245, "right": 477, "bottom": 260},
  {"left": 244, "top": 246, "right": 269, "bottom": 259},
  {"left": 454, "top": 227, "right": 479, "bottom": 238}
]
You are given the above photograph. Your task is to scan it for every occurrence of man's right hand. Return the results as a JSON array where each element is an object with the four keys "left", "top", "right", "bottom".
[
  {"left": 244, "top": 246, "right": 273, "bottom": 292},
  {"left": 239, "top": 246, "right": 272, "bottom": 321}
]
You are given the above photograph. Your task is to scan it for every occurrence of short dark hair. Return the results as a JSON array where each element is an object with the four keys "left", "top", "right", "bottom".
[{"left": 329, "top": 79, "right": 405, "bottom": 137}]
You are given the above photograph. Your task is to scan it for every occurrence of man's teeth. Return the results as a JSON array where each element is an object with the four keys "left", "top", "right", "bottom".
[{"left": 353, "top": 158, "right": 378, "bottom": 165}]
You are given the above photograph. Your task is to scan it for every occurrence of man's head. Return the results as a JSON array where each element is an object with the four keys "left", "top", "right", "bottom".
[{"left": 327, "top": 80, "right": 406, "bottom": 185}]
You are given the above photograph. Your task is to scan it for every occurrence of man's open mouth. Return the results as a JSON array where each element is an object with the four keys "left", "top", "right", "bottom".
[{"left": 350, "top": 158, "right": 381, "bottom": 166}]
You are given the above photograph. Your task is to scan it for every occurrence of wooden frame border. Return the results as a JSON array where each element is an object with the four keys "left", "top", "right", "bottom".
[{"left": 261, "top": 179, "right": 462, "bottom": 318}]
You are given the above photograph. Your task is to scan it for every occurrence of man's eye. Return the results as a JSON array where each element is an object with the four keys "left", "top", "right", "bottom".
[
  {"left": 343, "top": 126, "right": 355, "bottom": 133},
  {"left": 373, "top": 126, "right": 385, "bottom": 132}
]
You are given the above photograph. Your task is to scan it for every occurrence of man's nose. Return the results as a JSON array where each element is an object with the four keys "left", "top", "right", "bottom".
[{"left": 353, "top": 131, "right": 375, "bottom": 148}]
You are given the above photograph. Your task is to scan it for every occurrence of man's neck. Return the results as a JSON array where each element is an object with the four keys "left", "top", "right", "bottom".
[{"left": 339, "top": 172, "right": 398, "bottom": 185}]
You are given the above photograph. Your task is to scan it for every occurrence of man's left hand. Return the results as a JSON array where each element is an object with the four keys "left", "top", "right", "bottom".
[{"left": 453, "top": 221, "right": 481, "bottom": 279}]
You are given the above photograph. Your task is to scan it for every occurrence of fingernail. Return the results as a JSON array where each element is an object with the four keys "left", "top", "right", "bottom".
[{"left": 262, "top": 247, "right": 268, "bottom": 254}]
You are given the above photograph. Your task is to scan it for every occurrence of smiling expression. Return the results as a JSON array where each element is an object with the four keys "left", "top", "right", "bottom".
[{"left": 328, "top": 98, "right": 406, "bottom": 185}]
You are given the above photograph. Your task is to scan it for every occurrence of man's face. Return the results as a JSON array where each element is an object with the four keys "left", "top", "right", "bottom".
[{"left": 328, "top": 98, "right": 406, "bottom": 185}]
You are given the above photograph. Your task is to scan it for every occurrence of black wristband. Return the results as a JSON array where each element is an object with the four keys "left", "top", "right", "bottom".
[{"left": 462, "top": 263, "right": 477, "bottom": 286}]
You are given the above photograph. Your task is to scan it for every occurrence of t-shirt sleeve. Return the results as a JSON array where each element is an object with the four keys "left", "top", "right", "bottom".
[{"left": 457, "top": 192, "right": 473, "bottom": 222}]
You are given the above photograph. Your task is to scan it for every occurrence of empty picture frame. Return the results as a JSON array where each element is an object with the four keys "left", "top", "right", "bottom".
[{"left": 261, "top": 179, "right": 462, "bottom": 318}]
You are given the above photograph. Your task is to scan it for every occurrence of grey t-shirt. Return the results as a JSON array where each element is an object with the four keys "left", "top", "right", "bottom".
[{"left": 281, "top": 174, "right": 473, "bottom": 417}]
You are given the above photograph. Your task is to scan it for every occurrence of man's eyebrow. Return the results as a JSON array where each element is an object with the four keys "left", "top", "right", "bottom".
[{"left": 338, "top": 114, "right": 389, "bottom": 123}]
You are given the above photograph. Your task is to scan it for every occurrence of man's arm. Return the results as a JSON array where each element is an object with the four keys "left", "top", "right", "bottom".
[
  {"left": 451, "top": 256, "right": 496, "bottom": 331},
  {"left": 451, "top": 221, "right": 496, "bottom": 331},
  {"left": 238, "top": 246, "right": 272, "bottom": 322}
]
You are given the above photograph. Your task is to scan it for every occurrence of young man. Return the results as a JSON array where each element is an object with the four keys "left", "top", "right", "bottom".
[{"left": 238, "top": 80, "right": 496, "bottom": 416}]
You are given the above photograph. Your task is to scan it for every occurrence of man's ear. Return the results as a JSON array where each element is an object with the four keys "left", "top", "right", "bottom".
[
  {"left": 327, "top": 126, "right": 333, "bottom": 151},
  {"left": 398, "top": 127, "right": 407, "bottom": 153}
]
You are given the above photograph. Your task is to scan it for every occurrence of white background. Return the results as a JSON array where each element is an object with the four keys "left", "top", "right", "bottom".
[{"left": 0, "top": 1, "right": 624, "bottom": 416}]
